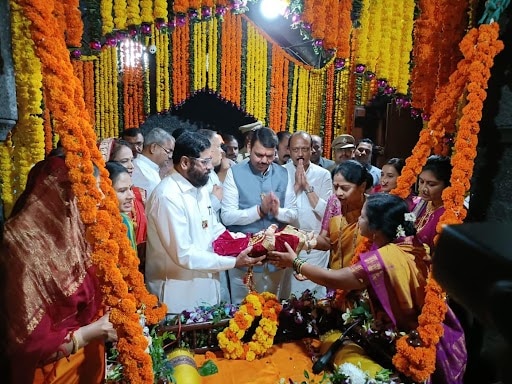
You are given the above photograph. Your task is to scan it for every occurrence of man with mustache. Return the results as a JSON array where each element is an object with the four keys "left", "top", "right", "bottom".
[
  {"left": 281, "top": 131, "right": 332, "bottom": 298},
  {"left": 221, "top": 127, "right": 298, "bottom": 304},
  {"left": 145, "top": 131, "right": 263, "bottom": 313}
]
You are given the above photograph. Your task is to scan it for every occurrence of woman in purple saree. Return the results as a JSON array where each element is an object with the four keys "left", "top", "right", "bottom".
[{"left": 268, "top": 193, "right": 466, "bottom": 382}]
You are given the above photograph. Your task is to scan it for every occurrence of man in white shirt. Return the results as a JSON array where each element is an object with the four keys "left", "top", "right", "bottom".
[
  {"left": 282, "top": 131, "right": 332, "bottom": 298},
  {"left": 221, "top": 127, "right": 298, "bottom": 304},
  {"left": 145, "top": 131, "right": 263, "bottom": 313},
  {"left": 198, "top": 129, "right": 231, "bottom": 303},
  {"left": 354, "top": 138, "right": 381, "bottom": 187},
  {"left": 198, "top": 129, "right": 224, "bottom": 220},
  {"left": 132, "top": 128, "right": 174, "bottom": 198}
]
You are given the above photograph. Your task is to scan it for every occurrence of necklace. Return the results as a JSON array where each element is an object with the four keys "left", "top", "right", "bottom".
[{"left": 415, "top": 201, "right": 441, "bottom": 234}]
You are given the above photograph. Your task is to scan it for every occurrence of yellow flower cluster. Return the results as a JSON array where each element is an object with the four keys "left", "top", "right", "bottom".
[
  {"left": 217, "top": 291, "right": 281, "bottom": 361},
  {"left": 95, "top": 47, "right": 119, "bottom": 139},
  {"left": 155, "top": 29, "right": 170, "bottom": 112},
  {"left": 8, "top": 1, "right": 45, "bottom": 206},
  {"left": 0, "top": 137, "right": 15, "bottom": 216},
  {"left": 207, "top": 18, "right": 219, "bottom": 92},
  {"left": 154, "top": 0, "right": 168, "bottom": 20},
  {"left": 140, "top": 0, "right": 153, "bottom": 24},
  {"left": 126, "top": 0, "right": 141, "bottom": 26},
  {"left": 101, "top": 0, "right": 114, "bottom": 35},
  {"left": 397, "top": 0, "right": 415, "bottom": 94},
  {"left": 333, "top": 63, "right": 350, "bottom": 136},
  {"left": 192, "top": 21, "right": 208, "bottom": 91},
  {"left": 245, "top": 22, "right": 268, "bottom": 122},
  {"left": 113, "top": 0, "right": 128, "bottom": 30}
]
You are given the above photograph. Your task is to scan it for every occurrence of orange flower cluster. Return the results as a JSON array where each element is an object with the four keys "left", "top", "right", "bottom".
[
  {"left": 336, "top": 0, "right": 352, "bottom": 59},
  {"left": 20, "top": 0, "right": 166, "bottom": 383},
  {"left": 172, "top": 22, "right": 191, "bottom": 105},
  {"left": 220, "top": 12, "right": 242, "bottom": 106},
  {"left": 391, "top": 22, "right": 503, "bottom": 382},
  {"left": 62, "top": 0, "right": 83, "bottom": 47},
  {"left": 42, "top": 93, "right": 53, "bottom": 156},
  {"left": 393, "top": 274, "right": 447, "bottom": 381},
  {"left": 269, "top": 45, "right": 289, "bottom": 130},
  {"left": 172, "top": 0, "right": 188, "bottom": 14},
  {"left": 83, "top": 61, "right": 96, "bottom": 125},
  {"left": 410, "top": 0, "right": 468, "bottom": 115},
  {"left": 437, "top": 23, "right": 504, "bottom": 232}
]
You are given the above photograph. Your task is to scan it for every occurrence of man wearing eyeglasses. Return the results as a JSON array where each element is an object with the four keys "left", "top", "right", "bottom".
[
  {"left": 281, "top": 131, "right": 332, "bottom": 299},
  {"left": 221, "top": 127, "right": 298, "bottom": 304},
  {"left": 132, "top": 127, "right": 175, "bottom": 198},
  {"left": 145, "top": 131, "right": 263, "bottom": 313}
]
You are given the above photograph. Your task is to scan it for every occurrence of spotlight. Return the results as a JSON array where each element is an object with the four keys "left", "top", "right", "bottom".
[{"left": 260, "top": 0, "right": 288, "bottom": 20}]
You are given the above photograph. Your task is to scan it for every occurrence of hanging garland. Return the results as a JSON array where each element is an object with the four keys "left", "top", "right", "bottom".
[
  {"left": 336, "top": 0, "right": 352, "bottom": 59},
  {"left": 323, "top": 63, "right": 335, "bottom": 155},
  {"left": 17, "top": 1, "right": 166, "bottom": 384},
  {"left": 63, "top": 0, "right": 83, "bottom": 47},
  {"left": 397, "top": 0, "right": 415, "bottom": 94},
  {"left": 436, "top": 22, "right": 504, "bottom": 231},
  {"left": 9, "top": 0, "right": 45, "bottom": 203},
  {"left": 391, "top": 22, "right": 503, "bottom": 382},
  {"left": 0, "top": 135, "right": 15, "bottom": 217},
  {"left": 217, "top": 291, "right": 282, "bottom": 361}
]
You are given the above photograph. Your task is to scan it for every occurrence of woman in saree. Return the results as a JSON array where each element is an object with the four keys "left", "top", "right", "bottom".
[
  {"left": 411, "top": 155, "right": 452, "bottom": 253},
  {"left": 0, "top": 155, "right": 117, "bottom": 383},
  {"left": 106, "top": 161, "right": 137, "bottom": 251},
  {"left": 268, "top": 193, "right": 466, "bottom": 382},
  {"left": 99, "top": 138, "right": 147, "bottom": 267},
  {"left": 316, "top": 160, "right": 368, "bottom": 270}
]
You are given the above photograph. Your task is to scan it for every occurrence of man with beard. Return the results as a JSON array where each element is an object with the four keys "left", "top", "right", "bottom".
[
  {"left": 221, "top": 127, "right": 298, "bottom": 304},
  {"left": 145, "top": 131, "right": 263, "bottom": 313},
  {"left": 281, "top": 131, "right": 332, "bottom": 298}
]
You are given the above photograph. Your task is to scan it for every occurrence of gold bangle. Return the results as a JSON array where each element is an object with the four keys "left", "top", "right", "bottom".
[{"left": 71, "top": 333, "right": 79, "bottom": 355}]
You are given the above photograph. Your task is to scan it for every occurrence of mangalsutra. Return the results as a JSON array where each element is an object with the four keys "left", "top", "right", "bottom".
[{"left": 415, "top": 201, "right": 440, "bottom": 233}]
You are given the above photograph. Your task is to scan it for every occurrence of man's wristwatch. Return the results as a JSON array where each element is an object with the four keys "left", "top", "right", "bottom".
[{"left": 305, "top": 186, "right": 315, "bottom": 194}]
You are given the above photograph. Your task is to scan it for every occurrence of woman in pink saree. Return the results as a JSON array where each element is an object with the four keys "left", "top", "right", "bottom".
[
  {"left": 268, "top": 193, "right": 466, "bottom": 382},
  {"left": 411, "top": 155, "right": 452, "bottom": 253}
]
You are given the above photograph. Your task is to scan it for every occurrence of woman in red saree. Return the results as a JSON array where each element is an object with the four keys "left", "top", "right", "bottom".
[
  {"left": 268, "top": 193, "right": 466, "bottom": 382},
  {"left": 0, "top": 156, "right": 117, "bottom": 383}
]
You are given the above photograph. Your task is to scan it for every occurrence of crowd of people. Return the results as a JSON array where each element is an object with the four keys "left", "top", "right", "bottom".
[{"left": 0, "top": 121, "right": 466, "bottom": 382}]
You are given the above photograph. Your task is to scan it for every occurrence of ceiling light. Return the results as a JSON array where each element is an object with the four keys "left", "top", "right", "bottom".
[{"left": 260, "top": 0, "right": 288, "bottom": 20}]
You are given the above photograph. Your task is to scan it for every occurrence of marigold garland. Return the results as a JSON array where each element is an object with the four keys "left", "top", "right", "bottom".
[
  {"left": 218, "top": 291, "right": 282, "bottom": 361},
  {"left": 390, "top": 22, "right": 503, "bottom": 382},
  {"left": 113, "top": 0, "right": 128, "bottom": 30},
  {"left": 9, "top": 0, "right": 45, "bottom": 201},
  {"left": 436, "top": 23, "right": 503, "bottom": 233},
  {"left": 0, "top": 135, "right": 15, "bottom": 217},
  {"left": 62, "top": 0, "right": 83, "bottom": 47},
  {"left": 18, "top": 1, "right": 166, "bottom": 384},
  {"left": 100, "top": 0, "right": 114, "bottom": 35}
]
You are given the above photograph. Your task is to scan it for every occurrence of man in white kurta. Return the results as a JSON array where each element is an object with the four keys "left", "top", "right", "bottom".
[
  {"left": 281, "top": 131, "right": 332, "bottom": 299},
  {"left": 132, "top": 127, "right": 174, "bottom": 198},
  {"left": 145, "top": 131, "right": 259, "bottom": 313}
]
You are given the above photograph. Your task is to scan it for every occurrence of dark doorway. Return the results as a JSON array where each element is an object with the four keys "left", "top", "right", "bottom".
[{"left": 171, "top": 91, "right": 257, "bottom": 144}]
